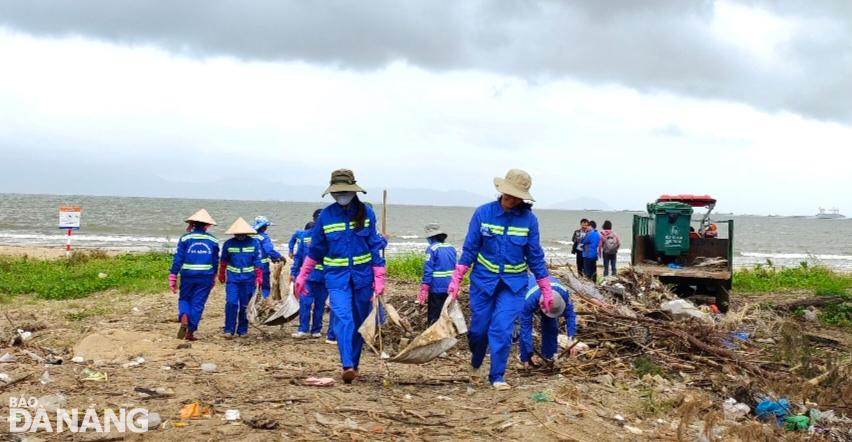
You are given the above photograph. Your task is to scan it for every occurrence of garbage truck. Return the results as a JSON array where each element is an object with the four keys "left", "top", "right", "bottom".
[{"left": 630, "top": 194, "right": 733, "bottom": 312}]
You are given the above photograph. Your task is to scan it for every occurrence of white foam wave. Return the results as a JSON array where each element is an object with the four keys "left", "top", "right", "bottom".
[
  {"left": 397, "top": 235, "right": 420, "bottom": 239},
  {"left": 0, "top": 232, "right": 172, "bottom": 244},
  {"left": 741, "top": 252, "right": 852, "bottom": 261}
]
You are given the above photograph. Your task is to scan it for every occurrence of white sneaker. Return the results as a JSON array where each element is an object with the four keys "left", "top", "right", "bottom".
[
  {"left": 310, "top": 333, "right": 322, "bottom": 339},
  {"left": 492, "top": 381, "right": 511, "bottom": 391},
  {"left": 222, "top": 332, "right": 234, "bottom": 339},
  {"left": 325, "top": 339, "right": 336, "bottom": 345},
  {"left": 291, "top": 331, "right": 308, "bottom": 339}
]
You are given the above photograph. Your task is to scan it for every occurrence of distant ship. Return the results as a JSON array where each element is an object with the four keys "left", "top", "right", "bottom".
[{"left": 815, "top": 207, "right": 846, "bottom": 219}]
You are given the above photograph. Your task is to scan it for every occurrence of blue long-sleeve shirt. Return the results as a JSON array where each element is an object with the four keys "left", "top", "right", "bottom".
[
  {"left": 170, "top": 228, "right": 219, "bottom": 279},
  {"left": 307, "top": 203, "right": 386, "bottom": 291},
  {"left": 459, "top": 199, "right": 548, "bottom": 294},
  {"left": 421, "top": 239, "right": 457, "bottom": 294},
  {"left": 581, "top": 229, "right": 601, "bottom": 259},
  {"left": 291, "top": 226, "right": 324, "bottom": 282},
  {"left": 288, "top": 230, "right": 304, "bottom": 255},
  {"left": 519, "top": 275, "right": 577, "bottom": 362},
  {"left": 251, "top": 231, "right": 282, "bottom": 269},
  {"left": 220, "top": 236, "right": 262, "bottom": 283}
]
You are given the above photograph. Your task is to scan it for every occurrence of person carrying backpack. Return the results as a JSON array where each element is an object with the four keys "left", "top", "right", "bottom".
[{"left": 598, "top": 220, "right": 620, "bottom": 277}]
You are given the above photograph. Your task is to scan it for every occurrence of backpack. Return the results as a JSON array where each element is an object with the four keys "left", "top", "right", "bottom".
[{"left": 603, "top": 234, "right": 619, "bottom": 255}]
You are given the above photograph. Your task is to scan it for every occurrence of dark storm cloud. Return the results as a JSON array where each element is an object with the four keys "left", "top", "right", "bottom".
[{"left": 1, "top": 1, "right": 851, "bottom": 121}]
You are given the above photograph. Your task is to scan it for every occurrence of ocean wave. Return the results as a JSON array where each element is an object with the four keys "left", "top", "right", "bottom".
[
  {"left": 397, "top": 235, "right": 420, "bottom": 239},
  {"left": 0, "top": 232, "right": 172, "bottom": 244}
]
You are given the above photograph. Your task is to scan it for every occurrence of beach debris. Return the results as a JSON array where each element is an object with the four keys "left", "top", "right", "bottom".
[
  {"left": 98, "top": 272, "right": 108, "bottom": 279},
  {"left": 335, "top": 417, "right": 365, "bottom": 431},
  {"left": 530, "top": 392, "right": 551, "bottom": 403},
  {"left": 178, "top": 402, "right": 211, "bottom": 419},
  {"left": 39, "top": 370, "right": 52, "bottom": 384},
  {"left": 80, "top": 367, "right": 108, "bottom": 382},
  {"left": 71, "top": 355, "right": 85, "bottom": 364},
  {"left": 722, "top": 398, "right": 751, "bottom": 419},
  {"left": 244, "top": 415, "right": 279, "bottom": 430},
  {"left": 301, "top": 377, "right": 334, "bottom": 387},
  {"left": 804, "top": 309, "right": 819, "bottom": 322},
  {"left": 624, "top": 425, "right": 644, "bottom": 435},
  {"left": 756, "top": 398, "right": 791, "bottom": 425},
  {"left": 661, "top": 299, "right": 713, "bottom": 323},
  {"left": 44, "top": 354, "right": 62, "bottom": 365},
  {"left": 35, "top": 394, "right": 66, "bottom": 413},
  {"left": 200, "top": 362, "right": 217, "bottom": 372},
  {"left": 0, "top": 353, "right": 17, "bottom": 363},
  {"left": 224, "top": 409, "right": 241, "bottom": 421},
  {"left": 137, "top": 412, "right": 161, "bottom": 430},
  {"left": 135, "top": 386, "right": 174, "bottom": 398},
  {"left": 0, "top": 373, "right": 9, "bottom": 382}
]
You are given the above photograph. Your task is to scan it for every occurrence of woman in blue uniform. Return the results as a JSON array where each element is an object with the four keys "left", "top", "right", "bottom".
[
  {"left": 295, "top": 169, "right": 386, "bottom": 383},
  {"left": 169, "top": 209, "right": 219, "bottom": 341},
  {"left": 448, "top": 169, "right": 554, "bottom": 390},
  {"left": 218, "top": 217, "right": 263, "bottom": 338}
]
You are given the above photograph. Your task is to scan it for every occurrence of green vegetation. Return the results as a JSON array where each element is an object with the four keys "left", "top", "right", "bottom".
[
  {"left": 0, "top": 250, "right": 172, "bottom": 301},
  {"left": 385, "top": 252, "right": 425, "bottom": 282},
  {"left": 733, "top": 260, "right": 852, "bottom": 294},
  {"left": 734, "top": 260, "right": 852, "bottom": 326},
  {"left": 633, "top": 355, "right": 667, "bottom": 378}
]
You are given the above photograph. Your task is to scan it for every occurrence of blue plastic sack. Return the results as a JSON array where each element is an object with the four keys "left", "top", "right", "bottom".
[{"left": 756, "top": 399, "right": 791, "bottom": 425}]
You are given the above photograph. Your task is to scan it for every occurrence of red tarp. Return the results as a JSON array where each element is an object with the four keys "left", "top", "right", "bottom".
[{"left": 657, "top": 194, "right": 717, "bottom": 207}]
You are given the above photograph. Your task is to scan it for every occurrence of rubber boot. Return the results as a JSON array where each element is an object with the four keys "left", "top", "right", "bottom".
[
  {"left": 342, "top": 368, "right": 356, "bottom": 384},
  {"left": 177, "top": 314, "right": 188, "bottom": 339},
  {"left": 185, "top": 330, "right": 197, "bottom": 341}
]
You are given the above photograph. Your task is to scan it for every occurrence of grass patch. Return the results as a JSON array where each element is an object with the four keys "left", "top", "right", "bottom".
[
  {"left": 386, "top": 252, "right": 425, "bottom": 283},
  {"left": 733, "top": 260, "right": 852, "bottom": 294},
  {"left": 633, "top": 355, "right": 667, "bottom": 378},
  {"left": 0, "top": 250, "right": 172, "bottom": 300}
]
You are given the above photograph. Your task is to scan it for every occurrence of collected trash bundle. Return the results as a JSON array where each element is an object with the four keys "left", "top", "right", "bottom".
[
  {"left": 247, "top": 274, "right": 299, "bottom": 326},
  {"left": 358, "top": 297, "right": 467, "bottom": 365}
]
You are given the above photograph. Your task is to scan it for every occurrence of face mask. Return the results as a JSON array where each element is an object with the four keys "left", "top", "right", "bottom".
[{"left": 332, "top": 191, "right": 356, "bottom": 206}]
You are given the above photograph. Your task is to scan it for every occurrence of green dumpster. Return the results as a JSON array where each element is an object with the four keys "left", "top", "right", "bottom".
[{"left": 646, "top": 202, "right": 693, "bottom": 257}]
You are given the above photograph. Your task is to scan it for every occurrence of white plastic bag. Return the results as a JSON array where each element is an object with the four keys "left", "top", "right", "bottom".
[{"left": 389, "top": 298, "right": 466, "bottom": 364}]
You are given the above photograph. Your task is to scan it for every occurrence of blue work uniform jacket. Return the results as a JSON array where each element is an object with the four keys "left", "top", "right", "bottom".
[
  {"left": 308, "top": 203, "right": 385, "bottom": 291},
  {"left": 288, "top": 230, "right": 304, "bottom": 255},
  {"left": 221, "top": 236, "right": 262, "bottom": 283},
  {"left": 251, "top": 231, "right": 281, "bottom": 269},
  {"left": 519, "top": 275, "right": 577, "bottom": 361},
  {"left": 170, "top": 228, "right": 219, "bottom": 280},
  {"left": 459, "top": 199, "right": 549, "bottom": 294},
  {"left": 291, "top": 226, "right": 324, "bottom": 283},
  {"left": 581, "top": 229, "right": 600, "bottom": 259},
  {"left": 422, "top": 239, "right": 457, "bottom": 294}
]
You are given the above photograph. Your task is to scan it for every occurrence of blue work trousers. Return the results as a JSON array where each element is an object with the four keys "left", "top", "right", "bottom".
[
  {"left": 328, "top": 284, "right": 373, "bottom": 369},
  {"left": 260, "top": 268, "right": 271, "bottom": 298},
  {"left": 298, "top": 281, "right": 329, "bottom": 334},
  {"left": 468, "top": 281, "right": 525, "bottom": 384},
  {"left": 224, "top": 281, "right": 254, "bottom": 335},
  {"left": 327, "top": 310, "right": 337, "bottom": 341},
  {"left": 178, "top": 276, "right": 214, "bottom": 332}
]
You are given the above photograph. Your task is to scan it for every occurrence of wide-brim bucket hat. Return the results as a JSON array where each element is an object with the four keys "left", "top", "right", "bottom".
[
  {"left": 544, "top": 292, "right": 566, "bottom": 319},
  {"left": 424, "top": 223, "right": 446, "bottom": 239},
  {"left": 185, "top": 209, "right": 217, "bottom": 226},
  {"left": 225, "top": 217, "right": 257, "bottom": 235},
  {"left": 494, "top": 168, "right": 535, "bottom": 201},
  {"left": 322, "top": 169, "right": 366, "bottom": 197}
]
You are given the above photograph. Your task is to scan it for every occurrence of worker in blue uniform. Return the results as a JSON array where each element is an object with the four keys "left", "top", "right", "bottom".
[
  {"left": 519, "top": 274, "right": 578, "bottom": 367},
  {"left": 169, "top": 209, "right": 219, "bottom": 341},
  {"left": 251, "top": 215, "right": 285, "bottom": 299},
  {"left": 290, "top": 221, "right": 328, "bottom": 339},
  {"left": 218, "top": 217, "right": 263, "bottom": 338},
  {"left": 295, "top": 169, "right": 386, "bottom": 384},
  {"left": 288, "top": 209, "right": 323, "bottom": 259},
  {"left": 419, "top": 223, "right": 457, "bottom": 325},
  {"left": 448, "top": 169, "right": 554, "bottom": 391}
]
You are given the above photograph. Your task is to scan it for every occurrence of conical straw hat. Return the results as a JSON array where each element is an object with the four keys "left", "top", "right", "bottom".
[
  {"left": 225, "top": 217, "right": 257, "bottom": 235},
  {"left": 185, "top": 209, "right": 217, "bottom": 226}
]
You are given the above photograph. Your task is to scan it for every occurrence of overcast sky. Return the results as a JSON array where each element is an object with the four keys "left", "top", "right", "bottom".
[{"left": 0, "top": 0, "right": 850, "bottom": 215}]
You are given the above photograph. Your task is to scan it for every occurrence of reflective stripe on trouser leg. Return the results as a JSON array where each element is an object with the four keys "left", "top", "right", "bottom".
[
  {"left": 236, "top": 282, "right": 253, "bottom": 335},
  {"left": 487, "top": 282, "right": 524, "bottom": 383},
  {"left": 349, "top": 285, "right": 373, "bottom": 370},
  {"left": 297, "top": 285, "right": 315, "bottom": 333},
  {"left": 308, "top": 281, "right": 329, "bottom": 335},
  {"left": 329, "top": 287, "right": 357, "bottom": 368},
  {"left": 467, "top": 283, "right": 494, "bottom": 371},
  {"left": 261, "top": 269, "right": 271, "bottom": 298},
  {"left": 540, "top": 315, "right": 559, "bottom": 360}
]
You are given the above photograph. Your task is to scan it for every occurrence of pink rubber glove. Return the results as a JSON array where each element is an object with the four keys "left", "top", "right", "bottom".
[
  {"left": 168, "top": 273, "right": 177, "bottom": 294},
  {"left": 372, "top": 266, "right": 386, "bottom": 296},
  {"left": 254, "top": 268, "right": 263, "bottom": 287},
  {"left": 537, "top": 277, "right": 554, "bottom": 313},
  {"left": 218, "top": 261, "right": 227, "bottom": 284},
  {"left": 295, "top": 256, "right": 318, "bottom": 297},
  {"left": 418, "top": 284, "right": 429, "bottom": 304},
  {"left": 448, "top": 264, "right": 470, "bottom": 300}
]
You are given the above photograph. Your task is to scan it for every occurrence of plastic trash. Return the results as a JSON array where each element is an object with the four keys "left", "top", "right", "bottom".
[
  {"left": 36, "top": 394, "right": 67, "bottom": 413},
  {"left": 784, "top": 415, "right": 809, "bottom": 431},
  {"left": 389, "top": 298, "right": 464, "bottom": 364},
  {"left": 661, "top": 299, "right": 713, "bottom": 323},
  {"left": 71, "top": 355, "right": 85, "bottom": 364},
  {"left": 723, "top": 398, "right": 751, "bottom": 418},
  {"left": 201, "top": 363, "right": 217, "bottom": 372},
  {"left": 0, "top": 373, "right": 9, "bottom": 382},
  {"left": 335, "top": 417, "right": 362, "bottom": 430},
  {"left": 225, "top": 409, "right": 241, "bottom": 421},
  {"left": 40, "top": 370, "right": 53, "bottom": 384},
  {"left": 756, "top": 398, "right": 790, "bottom": 425},
  {"left": 0, "top": 353, "right": 16, "bottom": 363},
  {"left": 137, "top": 412, "right": 161, "bottom": 429}
]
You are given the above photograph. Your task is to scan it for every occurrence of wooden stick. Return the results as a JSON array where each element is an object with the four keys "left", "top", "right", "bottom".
[
  {"left": 0, "top": 372, "right": 33, "bottom": 391},
  {"left": 528, "top": 409, "right": 586, "bottom": 442}
]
